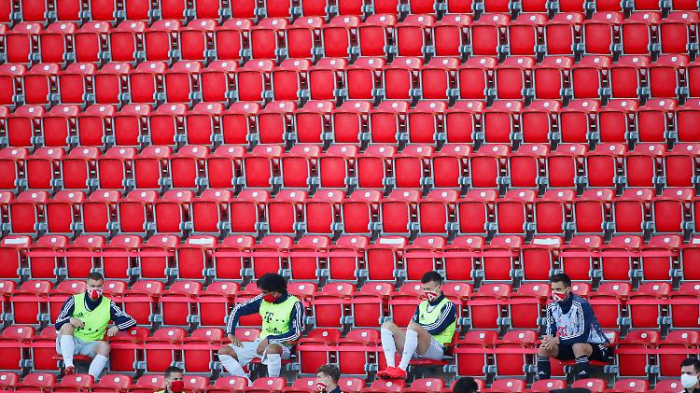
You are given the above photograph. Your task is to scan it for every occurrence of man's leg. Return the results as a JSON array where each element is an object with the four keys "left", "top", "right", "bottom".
[
  {"left": 58, "top": 324, "right": 76, "bottom": 372},
  {"left": 397, "top": 322, "right": 433, "bottom": 371},
  {"left": 572, "top": 343, "right": 594, "bottom": 380},
  {"left": 87, "top": 341, "right": 110, "bottom": 379},
  {"left": 264, "top": 343, "right": 285, "bottom": 378},
  {"left": 536, "top": 343, "right": 559, "bottom": 380},
  {"left": 380, "top": 321, "right": 406, "bottom": 369},
  {"left": 218, "top": 345, "right": 248, "bottom": 379}
]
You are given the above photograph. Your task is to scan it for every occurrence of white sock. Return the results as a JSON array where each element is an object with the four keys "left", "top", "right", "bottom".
[
  {"left": 399, "top": 329, "right": 418, "bottom": 370},
  {"left": 88, "top": 354, "right": 109, "bottom": 378},
  {"left": 381, "top": 328, "right": 397, "bottom": 368},
  {"left": 59, "top": 335, "right": 75, "bottom": 368},
  {"left": 219, "top": 354, "right": 247, "bottom": 378},
  {"left": 267, "top": 353, "right": 282, "bottom": 377}
]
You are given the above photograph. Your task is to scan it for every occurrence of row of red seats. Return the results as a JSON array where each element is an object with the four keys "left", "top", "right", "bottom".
[
  {"left": 3, "top": 52, "right": 700, "bottom": 111},
  {"left": 0, "top": 372, "right": 371, "bottom": 393},
  {"left": 4, "top": 10, "right": 699, "bottom": 66},
  {"left": 0, "top": 320, "right": 696, "bottom": 382},
  {"left": 3, "top": 231, "right": 699, "bottom": 284},
  {"left": 5, "top": 0, "right": 700, "bottom": 25},
  {"left": 1, "top": 141, "right": 700, "bottom": 193},
  {"left": 3, "top": 99, "right": 700, "bottom": 149},
  {"left": 0, "top": 373, "right": 689, "bottom": 393},
  {"left": 1, "top": 181, "right": 698, "bottom": 237},
  {"left": 1, "top": 254, "right": 698, "bottom": 329},
  {"left": 0, "top": 373, "right": 690, "bottom": 393},
  {"left": 298, "top": 327, "right": 697, "bottom": 381},
  {"left": 0, "top": 372, "right": 436, "bottom": 393},
  {"left": 0, "top": 55, "right": 700, "bottom": 108}
]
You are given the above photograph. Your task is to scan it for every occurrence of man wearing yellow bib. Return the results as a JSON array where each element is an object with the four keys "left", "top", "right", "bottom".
[
  {"left": 218, "top": 273, "right": 304, "bottom": 383},
  {"left": 54, "top": 272, "right": 136, "bottom": 378},
  {"left": 377, "top": 271, "right": 457, "bottom": 380}
]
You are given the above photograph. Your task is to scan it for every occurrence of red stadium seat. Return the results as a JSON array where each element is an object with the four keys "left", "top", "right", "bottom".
[
  {"left": 106, "top": 326, "right": 148, "bottom": 374},
  {"left": 196, "top": 281, "right": 238, "bottom": 326},
  {"left": 526, "top": 379, "right": 567, "bottom": 393},
  {"left": 327, "top": 235, "right": 368, "bottom": 281},
  {"left": 471, "top": 14, "right": 510, "bottom": 57},
  {"left": 369, "top": 101, "right": 408, "bottom": 145},
  {"left": 102, "top": 235, "right": 144, "bottom": 280},
  {"left": 483, "top": 379, "right": 526, "bottom": 393},
  {"left": 305, "top": 190, "right": 343, "bottom": 235},
  {"left": 308, "top": 59, "right": 348, "bottom": 102},
  {"left": 311, "top": 282, "right": 354, "bottom": 328},
  {"left": 467, "top": 284, "right": 511, "bottom": 329},
  {"left": 616, "top": 330, "right": 660, "bottom": 378},
  {"left": 60, "top": 236, "right": 103, "bottom": 280},
  {"left": 0, "top": 326, "right": 34, "bottom": 370},
  {"left": 117, "top": 280, "right": 164, "bottom": 325},
  {"left": 659, "top": 12, "right": 698, "bottom": 55},
  {"left": 454, "top": 330, "right": 499, "bottom": 378},
  {"left": 214, "top": 19, "right": 251, "bottom": 62},
  {"left": 16, "top": 372, "right": 57, "bottom": 391},
  {"left": 483, "top": 99, "right": 523, "bottom": 144},
  {"left": 144, "top": 20, "right": 181, "bottom": 62},
  {"left": 571, "top": 379, "right": 607, "bottom": 393},
  {"left": 610, "top": 379, "right": 649, "bottom": 392},
  {"left": 654, "top": 380, "right": 684, "bottom": 393},
  {"left": 130, "top": 374, "right": 165, "bottom": 393},
  {"left": 521, "top": 100, "right": 562, "bottom": 143},
  {"left": 329, "top": 103, "right": 370, "bottom": 145},
  {"left": 589, "top": 282, "right": 630, "bottom": 329},
  {"left": 54, "top": 373, "right": 94, "bottom": 392},
  {"left": 469, "top": 145, "right": 510, "bottom": 188},
  {"left": 443, "top": 236, "right": 484, "bottom": 282},
  {"left": 622, "top": 12, "right": 661, "bottom": 56}
]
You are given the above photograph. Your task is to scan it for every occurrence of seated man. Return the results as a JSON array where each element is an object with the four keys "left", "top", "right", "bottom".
[
  {"left": 218, "top": 273, "right": 304, "bottom": 383},
  {"left": 377, "top": 271, "right": 457, "bottom": 380},
  {"left": 316, "top": 364, "right": 342, "bottom": 393},
  {"left": 538, "top": 274, "right": 611, "bottom": 380},
  {"left": 155, "top": 366, "right": 185, "bottom": 393},
  {"left": 453, "top": 377, "right": 480, "bottom": 393},
  {"left": 55, "top": 272, "right": 137, "bottom": 378},
  {"left": 680, "top": 358, "right": 700, "bottom": 393}
]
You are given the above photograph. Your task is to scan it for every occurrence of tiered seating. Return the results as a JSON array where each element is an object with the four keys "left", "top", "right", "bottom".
[{"left": 2, "top": 0, "right": 700, "bottom": 390}]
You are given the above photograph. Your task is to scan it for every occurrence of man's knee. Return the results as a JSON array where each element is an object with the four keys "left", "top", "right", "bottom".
[
  {"left": 381, "top": 321, "right": 398, "bottom": 331},
  {"left": 572, "top": 343, "right": 592, "bottom": 357},
  {"left": 218, "top": 346, "right": 238, "bottom": 359},
  {"left": 407, "top": 322, "right": 425, "bottom": 333},
  {"left": 95, "top": 341, "right": 111, "bottom": 356},
  {"left": 266, "top": 344, "right": 283, "bottom": 355},
  {"left": 59, "top": 324, "right": 75, "bottom": 335}
]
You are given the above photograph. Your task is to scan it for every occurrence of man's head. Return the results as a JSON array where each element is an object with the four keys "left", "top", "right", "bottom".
[
  {"left": 164, "top": 366, "right": 184, "bottom": 393},
  {"left": 421, "top": 271, "right": 443, "bottom": 302},
  {"left": 453, "top": 377, "right": 479, "bottom": 393},
  {"left": 316, "top": 364, "right": 340, "bottom": 392},
  {"left": 550, "top": 273, "right": 572, "bottom": 303},
  {"left": 258, "top": 273, "right": 288, "bottom": 303},
  {"left": 86, "top": 272, "right": 105, "bottom": 300},
  {"left": 681, "top": 358, "right": 700, "bottom": 390}
]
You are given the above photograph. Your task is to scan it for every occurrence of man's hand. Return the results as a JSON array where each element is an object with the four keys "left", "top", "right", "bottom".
[
  {"left": 256, "top": 338, "right": 269, "bottom": 355},
  {"left": 69, "top": 318, "right": 84, "bottom": 328},
  {"left": 541, "top": 335, "right": 551, "bottom": 350},
  {"left": 228, "top": 335, "right": 241, "bottom": 347},
  {"left": 107, "top": 326, "right": 119, "bottom": 337}
]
